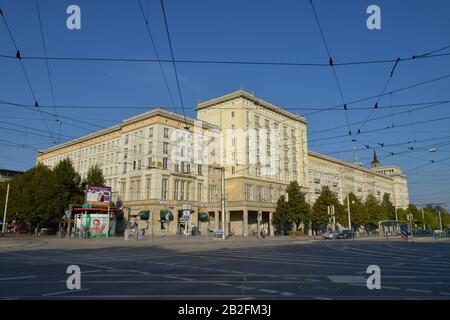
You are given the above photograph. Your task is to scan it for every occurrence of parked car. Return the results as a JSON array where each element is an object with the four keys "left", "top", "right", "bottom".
[
  {"left": 338, "top": 229, "right": 355, "bottom": 239},
  {"left": 322, "top": 230, "right": 339, "bottom": 239}
]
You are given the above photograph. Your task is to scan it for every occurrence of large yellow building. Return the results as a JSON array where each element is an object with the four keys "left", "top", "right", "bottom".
[{"left": 36, "top": 90, "right": 409, "bottom": 237}]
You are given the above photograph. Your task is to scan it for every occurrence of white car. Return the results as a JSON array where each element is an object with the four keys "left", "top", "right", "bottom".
[{"left": 322, "top": 230, "right": 339, "bottom": 239}]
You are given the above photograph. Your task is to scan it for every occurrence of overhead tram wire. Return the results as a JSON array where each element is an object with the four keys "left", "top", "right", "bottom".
[
  {"left": 308, "top": 0, "right": 352, "bottom": 136},
  {"left": 137, "top": 0, "right": 176, "bottom": 108},
  {"left": 35, "top": 0, "right": 61, "bottom": 143},
  {"left": 309, "top": 114, "right": 450, "bottom": 143},
  {"left": 0, "top": 6, "right": 56, "bottom": 142},
  {"left": 2, "top": 97, "right": 450, "bottom": 111},
  {"left": 0, "top": 50, "right": 448, "bottom": 68},
  {"left": 355, "top": 45, "right": 450, "bottom": 135},
  {"left": 159, "top": 0, "right": 188, "bottom": 130},
  {"left": 309, "top": 100, "right": 450, "bottom": 136},
  {"left": 303, "top": 73, "right": 450, "bottom": 117},
  {"left": 357, "top": 57, "right": 400, "bottom": 134}
]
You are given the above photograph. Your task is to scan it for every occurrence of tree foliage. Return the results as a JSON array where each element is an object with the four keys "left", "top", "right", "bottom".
[
  {"left": 273, "top": 181, "right": 310, "bottom": 234},
  {"left": 311, "top": 186, "right": 343, "bottom": 229},
  {"left": 82, "top": 164, "right": 105, "bottom": 187},
  {"left": 0, "top": 159, "right": 85, "bottom": 228}
]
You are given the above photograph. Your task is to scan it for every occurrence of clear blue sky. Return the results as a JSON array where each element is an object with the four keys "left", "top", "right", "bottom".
[{"left": 0, "top": 0, "right": 449, "bottom": 207}]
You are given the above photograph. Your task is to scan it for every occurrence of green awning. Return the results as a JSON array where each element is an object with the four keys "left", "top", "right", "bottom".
[
  {"left": 198, "top": 212, "right": 209, "bottom": 222},
  {"left": 160, "top": 210, "right": 168, "bottom": 220},
  {"left": 139, "top": 211, "right": 150, "bottom": 220}
]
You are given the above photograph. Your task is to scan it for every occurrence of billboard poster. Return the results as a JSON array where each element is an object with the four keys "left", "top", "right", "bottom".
[
  {"left": 75, "top": 213, "right": 110, "bottom": 238},
  {"left": 86, "top": 185, "right": 112, "bottom": 205}
]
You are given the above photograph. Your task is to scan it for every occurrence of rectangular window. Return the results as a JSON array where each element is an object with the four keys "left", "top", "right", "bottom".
[
  {"left": 138, "top": 160, "right": 142, "bottom": 170},
  {"left": 124, "top": 148, "right": 128, "bottom": 159},
  {"left": 162, "top": 157, "right": 168, "bottom": 170},
  {"left": 180, "top": 181, "right": 185, "bottom": 201},
  {"left": 125, "top": 134, "right": 129, "bottom": 145},
  {"left": 174, "top": 180, "right": 179, "bottom": 200},
  {"left": 245, "top": 184, "right": 252, "bottom": 201},
  {"left": 161, "top": 178, "right": 168, "bottom": 199},
  {"left": 198, "top": 164, "right": 202, "bottom": 175},
  {"left": 265, "top": 119, "right": 270, "bottom": 129},
  {"left": 175, "top": 163, "right": 180, "bottom": 172},
  {"left": 148, "top": 157, "right": 153, "bottom": 168},
  {"left": 163, "top": 142, "right": 169, "bottom": 154},
  {"left": 186, "top": 182, "right": 191, "bottom": 201},
  {"left": 231, "top": 111, "right": 235, "bottom": 118},
  {"left": 254, "top": 115, "right": 260, "bottom": 127},
  {"left": 133, "top": 161, "right": 136, "bottom": 170},
  {"left": 164, "top": 128, "right": 169, "bottom": 138},
  {"left": 149, "top": 127, "right": 153, "bottom": 138},
  {"left": 123, "top": 163, "right": 127, "bottom": 174},
  {"left": 197, "top": 183, "right": 202, "bottom": 202},
  {"left": 138, "top": 144, "right": 142, "bottom": 155},
  {"left": 148, "top": 142, "right": 152, "bottom": 154}
]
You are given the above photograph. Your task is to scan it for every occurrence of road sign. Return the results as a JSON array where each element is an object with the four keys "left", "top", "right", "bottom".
[
  {"left": 64, "top": 209, "right": 71, "bottom": 217},
  {"left": 400, "top": 225, "right": 409, "bottom": 239},
  {"left": 182, "top": 203, "right": 192, "bottom": 210},
  {"left": 183, "top": 210, "right": 191, "bottom": 221}
]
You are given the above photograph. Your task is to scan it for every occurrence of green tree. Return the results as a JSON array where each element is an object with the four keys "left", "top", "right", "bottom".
[
  {"left": 312, "top": 186, "right": 343, "bottom": 231},
  {"left": 406, "top": 204, "right": 422, "bottom": 228},
  {"left": 272, "top": 181, "right": 311, "bottom": 235},
  {"left": 272, "top": 195, "right": 290, "bottom": 235},
  {"left": 381, "top": 193, "right": 396, "bottom": 220},
  {"left": 343, "top": 192, "right": 368, "bottom": 229},
  {"left": 364, "top": 194, "right": 385, "bottom": 228},
  {"left": 83, "top": 164, "right": 105, "bottom": 187},
  {"left": 285, "top": 181, "right": 311, "bottom": 230},
  {"left": 53, "top": 159, "right": 84, "bottom": 218},
  {"left": 7, "top": 164, "right": 56, "bottom": 227}
]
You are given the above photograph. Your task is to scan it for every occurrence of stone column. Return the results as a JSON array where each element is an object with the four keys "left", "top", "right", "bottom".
[
  {"left": 243, "top": 210, "right": 248, "bottom": 237},
  {"left": 214, "top": 211, "right": 219, "bottom": 230},
  {"left": 257, "top": 211, "right": 262, "bottom": 236},
  {"left": 269, "top": 211, "right": 274, "bottom": 236}
]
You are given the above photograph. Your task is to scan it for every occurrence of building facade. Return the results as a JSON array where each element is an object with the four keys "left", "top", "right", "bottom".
[{"left": 36, "top": 90, "right": 409, "bottom": 236}]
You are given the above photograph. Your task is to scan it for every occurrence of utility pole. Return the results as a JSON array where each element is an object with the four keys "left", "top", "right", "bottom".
[
  {"left": 438, "top": 207, "right": 443, "bottom": 231},
  {"left": 2, "top": 182, "right": 10, "bottom": 233},
  {"left": 66, "top": 203, "right": 72, "bottom": 238},
  {"left": 347, "top": 194, "right": 351, "bottom": 230},
  {"left": 421, "top": 207, "right": 425, "bottom": 230},
  {"left": 220, "top": 166, "right": 226, "bottom": 240}
]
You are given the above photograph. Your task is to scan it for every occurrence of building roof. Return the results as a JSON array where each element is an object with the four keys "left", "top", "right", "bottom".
[
  {"left": 38, "top": 108, "right": 219, "bottom": 155},
  {"left": 196, "top": 90, "right": 308, "bottom": 124},
  {"left": 308, "top": 150, "right": 396, "bottom": 180}
]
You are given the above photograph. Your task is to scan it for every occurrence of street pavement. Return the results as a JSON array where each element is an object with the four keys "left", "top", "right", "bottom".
[{"left": 1, "top": 235, "right": 450, "bottom": 300}]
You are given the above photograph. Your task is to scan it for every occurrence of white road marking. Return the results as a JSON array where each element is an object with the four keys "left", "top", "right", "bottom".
[
  {"left": 406, "top": 289, "right": 431, "bottom": 294},
  {"left": 178, "top": 277, "right": 195, "bottom": 281},
  {"left": 235, "top": 285, "right": 255, "bottom": 290},
  {"left": 327, "top": 275, "right": 366, "bottom": 283},
  {"left": 234, "top": 297, "right": 256, "bottom": 300},
  {"left": 42, "top": 288, "right": 90, "bottom": 297},
  {"left": 80, "top": 270, "right": 103, "bottom": 274},
  {"left": 214, "top": 283, "right": 233, "bottom": 287},
  {"left": 382, "top": 286, "right": 401, "bottom": 290},
  {"left": 315, "top": 297, "right": 333, "bottom": 300},
  {"left": 439, "top": 292, "right": 450, "bottom": 296},
  {"left": 280, "top": 292, "right": 295, "bottom": 296},
  {"left": 0, "top": 275, "right": 36, "bottom": 281},
  {"left": 258, "top": 289, "right": 278, "bottom": 294}
]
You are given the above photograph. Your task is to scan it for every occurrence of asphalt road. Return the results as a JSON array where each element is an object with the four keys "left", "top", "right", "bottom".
[{"left": 1, "top": 236, "right": 450, "bottom": 300}]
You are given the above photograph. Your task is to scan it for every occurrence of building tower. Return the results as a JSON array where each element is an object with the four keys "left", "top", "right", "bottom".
[{"left": 371, "top": 150, "right": 380, "bottom": 168}]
